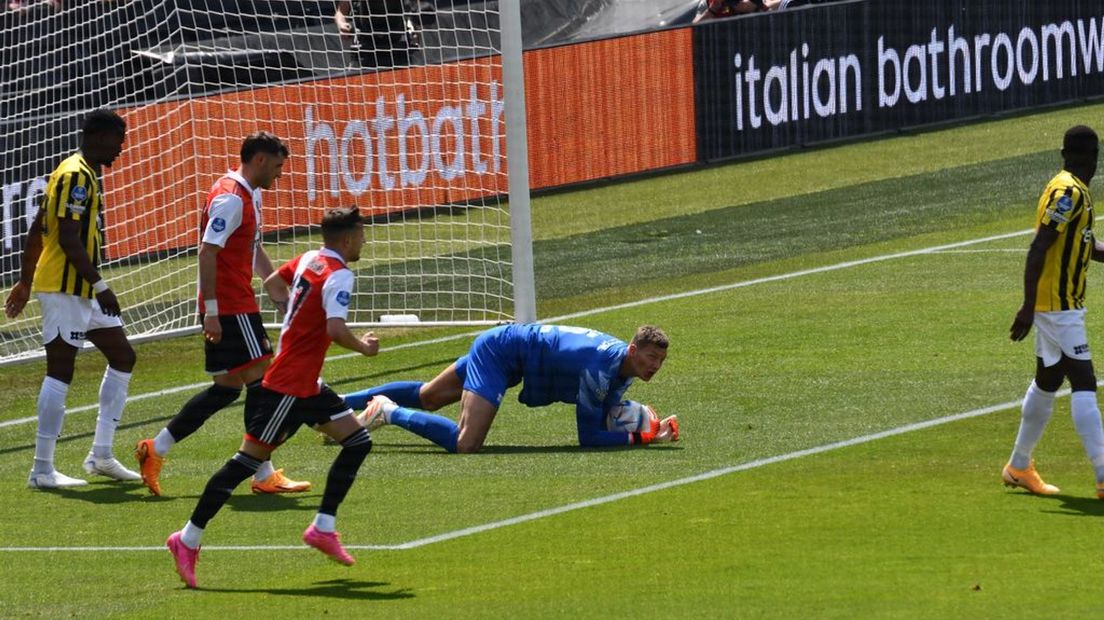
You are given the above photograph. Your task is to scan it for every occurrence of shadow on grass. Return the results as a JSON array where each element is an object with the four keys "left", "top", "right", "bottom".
[
  {"left": 44, "top": 484, "right": 313, "bottom": 512},
  {"left": 47, "top": 482, "right": 147, "bottom": 504},
  {"left": 374, "top": 441, "right": 684, "bottom": 454},
  {"left": 202, "top": 577, "right": 415, "bottom": 601},
  {"left": 1039, "top": 493, "right": 1104, "bottom": 517}
]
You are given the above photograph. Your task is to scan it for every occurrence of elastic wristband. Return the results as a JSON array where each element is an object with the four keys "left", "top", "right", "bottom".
[
  {"left": 204, "top": 299, "right": 219, "bottom": 315},
  {"left": 92, "top": 280, "right": 109, "bottom": 294}
]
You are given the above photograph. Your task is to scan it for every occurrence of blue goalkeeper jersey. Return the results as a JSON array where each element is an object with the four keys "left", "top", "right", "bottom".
[{"left": 473, "top": 324, "right": 634, "bottom": 447}]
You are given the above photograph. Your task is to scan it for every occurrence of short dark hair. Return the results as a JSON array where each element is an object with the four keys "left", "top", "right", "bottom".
[
  {"left": 321, "top": 206, "right": 365, "bottom": 242},
  {"left": 1064, "top": 125, "right": 1099, "bottom": 156},
  {"left": 240, "top": 131, "right": 289, "bottom": 163},
  {"left": 631, "top": 325, "right": 669, "bottom": 350},
  {"left": 82, "top": 109, "right": 126, "bottom": 138}
]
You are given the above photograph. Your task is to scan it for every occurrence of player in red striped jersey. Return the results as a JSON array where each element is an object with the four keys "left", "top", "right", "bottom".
[
  {"left": 135, "top": 132, "right": 310, "bottom": 497},
  {"left": 167, "top": 207, "right": 380, "bottom": 588}
]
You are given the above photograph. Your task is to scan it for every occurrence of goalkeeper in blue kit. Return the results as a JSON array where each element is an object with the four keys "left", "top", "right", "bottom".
[{"left": 343, "top": 324, "right": 679, "bottom": 452}]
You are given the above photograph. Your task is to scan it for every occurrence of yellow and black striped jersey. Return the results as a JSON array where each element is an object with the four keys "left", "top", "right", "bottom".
[
  {"left": 31, "top": 153, "right": 104, "bottom": 299},
  {"left": 1035, "top": 169, "right": 1094, "bottom": 312}
]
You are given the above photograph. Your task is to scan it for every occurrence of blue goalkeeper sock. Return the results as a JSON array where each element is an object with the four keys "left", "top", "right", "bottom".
[
  {"left": 343, "top": 381, "right": 424, "bottom": 409},
  {"left": 390, "top": 406, "right": 459, "bottom": 453}
]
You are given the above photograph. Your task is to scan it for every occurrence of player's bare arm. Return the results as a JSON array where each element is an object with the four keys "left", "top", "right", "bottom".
[
  {"left": 4, "top": 208, "right": 44, "bottom": 319},
  {"left": 197, "top": 241, "right": 222, "bottom": 342},
  {"left": 1011, "top": 226, "right": 1058, "bottom": 341},
  {"left": 57, "top": 217, "right": 120, "bottom": 317},
  {"left": 262, "top": 268, "right": 289, "bottom": 307},
  {"left": 326, "top": 318, "right": 378, "bottom": 357},
  {"left": 253, "top": 246, "right": 286, "bottom": 314}
]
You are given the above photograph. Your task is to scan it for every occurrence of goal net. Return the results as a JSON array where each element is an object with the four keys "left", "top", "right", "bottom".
[{"left": 0, "top": 0, "right": 532, "bottom": 365}]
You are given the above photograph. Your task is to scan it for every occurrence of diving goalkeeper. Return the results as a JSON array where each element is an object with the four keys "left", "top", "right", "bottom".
[{"left": 344, "top": 324, "right": 679, "bottom": 452}]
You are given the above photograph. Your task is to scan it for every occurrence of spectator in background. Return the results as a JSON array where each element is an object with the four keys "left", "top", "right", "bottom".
[
  {"left": 334, "top": 0, "right": 411, "bottom": 69},
  {"left": 693, "top": 0, "right": 837, "bottom": 21}
]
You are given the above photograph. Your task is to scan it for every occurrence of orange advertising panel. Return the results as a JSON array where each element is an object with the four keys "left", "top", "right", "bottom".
[
  {"left": 525, "top": 28, "right": 697, "bottom": 189},
  {"left": 108, "top": 29, "right": 695, "bottom": 259}
]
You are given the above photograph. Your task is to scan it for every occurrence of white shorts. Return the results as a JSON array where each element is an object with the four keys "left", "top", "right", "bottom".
[
  {"left": 1034, "top": 309, "right": 1091, "bottom": 367},
  {"left": 38, "top": 292, "right": 124, "bottom": 347}
]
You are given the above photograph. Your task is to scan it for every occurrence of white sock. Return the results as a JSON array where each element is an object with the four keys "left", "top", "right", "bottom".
[
  {"left": 33, "top": 376, "right": 69, "bottom": 475},
  {"left": 312, "top": 513, "right": 336, "bottom": 533},
  {"left": 1010, "top": 381, "right": 1056, "bottom": 470},
  {"left": 153, "top": 428, "right": 176, "bottom": 457},
  {"left": 181, "top": 521, "right": 204, "bottom": 549},
  {"left": 1070, "top": 391, "right": 1104, "bottom": 482},
  {"left": 92, "top": 367, "right": 131, "bottom": 459},
  {"left": 382, "top": 399, "right": 398, "bottom": 423},
  {"left": 254, "top": 460, "right": 275, "bottom": 482}
]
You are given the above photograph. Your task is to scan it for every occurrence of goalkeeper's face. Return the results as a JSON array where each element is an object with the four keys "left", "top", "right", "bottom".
[{"left": 626, "top": 342, "right": 667, "bottom": 382}]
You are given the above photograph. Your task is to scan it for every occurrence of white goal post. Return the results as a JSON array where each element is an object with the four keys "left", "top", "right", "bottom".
[{"left": 0, "top": 0, "right": 534, "bottom": 365}]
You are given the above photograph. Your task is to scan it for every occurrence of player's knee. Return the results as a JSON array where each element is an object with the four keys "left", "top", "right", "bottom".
[
  {"left": 110, "top": 346, "right": 137, "bottom": 372},
  {"left": 1063, "top": 358, "right": 1096, "bottom": 391},
  {"left": 419, "top": 389, "right": 449, "bottom": 411},
  {"left": 454, "top": 436, "right": 483, "bottom": 453},
  {"left": 340, "top": 427, "right": 373, "bottom": 453},
  {"left": 1069, "top": 371, "right": 1097, "bottom": 392}
]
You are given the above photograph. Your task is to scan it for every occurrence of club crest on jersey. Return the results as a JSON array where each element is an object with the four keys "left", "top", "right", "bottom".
[
  {"left": 211, "top": 217, "right": 226, "bottom": 233},
  {"left": 336, "top": 291, "right": 351, "bottom": 306},
  {"left": 70, "top": 185, "right": 88, "bottom": 202}
]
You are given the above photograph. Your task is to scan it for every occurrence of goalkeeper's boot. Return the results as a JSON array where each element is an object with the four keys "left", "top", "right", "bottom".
[
  {"left": 303, "top": 525, "right": 355, "bottom": 566},
  {"left": 251, "top": 468, "right": 311, "bottom": 494},
  {"left": 357, "top": 395, "right": 395, "bottom": 432},
  {"left": 83, "top": 452, "right": 141, "bottom": 481},
  {"left": 167, "top": 531, "right": 200, "bottom": 589},
  {"left": 1096, "top": 481, "right": 1104, "bottom": 500},
  {"left": 1001, "top": 460, "right": 1060, "bottom": 495},
  {"left": 134, "top": 438, "right": 164, "bottom": 496}
]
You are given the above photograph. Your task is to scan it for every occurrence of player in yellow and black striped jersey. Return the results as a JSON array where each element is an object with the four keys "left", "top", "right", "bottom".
[
  {"left": 32, "top": 152, "right": 105, "bottom": 299},
  {"left": 2, "top": 109, "right": 142, "bottom": 489},
  {"left": 1005, "top": 125, "right": 1104, "bottom": 500},
  {"left": 1032, "top": 170, "right": 1095, "bottom": 312}
]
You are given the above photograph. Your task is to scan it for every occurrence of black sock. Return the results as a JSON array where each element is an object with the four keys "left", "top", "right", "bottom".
[
  {"left": 189, "top": 452, "right": 261, "bottom": 528},
  {"left": 319, "top": 428, "right": 373, "bottom": 517},
  {"left": 166, "top": 384, "right": 241, "bottom": 441}
]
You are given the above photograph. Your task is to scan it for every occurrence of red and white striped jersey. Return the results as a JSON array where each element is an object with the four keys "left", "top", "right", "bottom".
[
  {"left": 263, "top": 248, "right": 355, "bottom": 397},
  {"left": 197, "top": 170, "right": 262, "bottom": 315}
]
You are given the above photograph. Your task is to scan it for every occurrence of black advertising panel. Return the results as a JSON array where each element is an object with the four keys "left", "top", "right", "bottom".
[{"left": 695, "top": 0, "right": 1104, "bottom": 161}]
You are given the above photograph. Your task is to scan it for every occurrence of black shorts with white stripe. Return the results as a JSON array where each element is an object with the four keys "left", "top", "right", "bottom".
[
  {"left": 203, "top": 312, "right": 273, "bottom": 375},
  {"left": 244, "top": 384, "right": 354, "bottom": 448}
]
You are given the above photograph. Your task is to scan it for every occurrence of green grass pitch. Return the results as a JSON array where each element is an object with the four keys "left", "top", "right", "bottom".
[{"left": 4, "top": 103, "right": 1104, "bottom": 617}]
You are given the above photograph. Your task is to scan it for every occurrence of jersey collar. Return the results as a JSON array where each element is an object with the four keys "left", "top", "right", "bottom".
[
  {"left": 318, "top": 246, "right": 347, "bottom": 266},
  {"left": 226, "top": 169, "right": 257, "bottom": 194}
]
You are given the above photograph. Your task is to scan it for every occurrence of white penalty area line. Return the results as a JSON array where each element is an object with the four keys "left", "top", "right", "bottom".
[{"left": 0, "top": 389, "right": 1058, "bottom": 554}]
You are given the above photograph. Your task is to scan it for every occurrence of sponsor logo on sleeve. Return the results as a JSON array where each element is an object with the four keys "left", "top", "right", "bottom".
[
  {"left": 211, "top": 217, "right": 226, "bottom": 233},
  {"left": 1056, "top": 195, "right": 1074, "bottom": 213},
  {"left": 337, "top": 290, "right": 351, "bottom": 306},
  {"left": 1048, "top": 195, "right": 1074, "bottom": 223}
]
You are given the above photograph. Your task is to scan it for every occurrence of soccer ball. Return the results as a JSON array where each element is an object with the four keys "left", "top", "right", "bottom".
[{"left": 605, "top": 400, "right": 659, "bottom": 433}]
